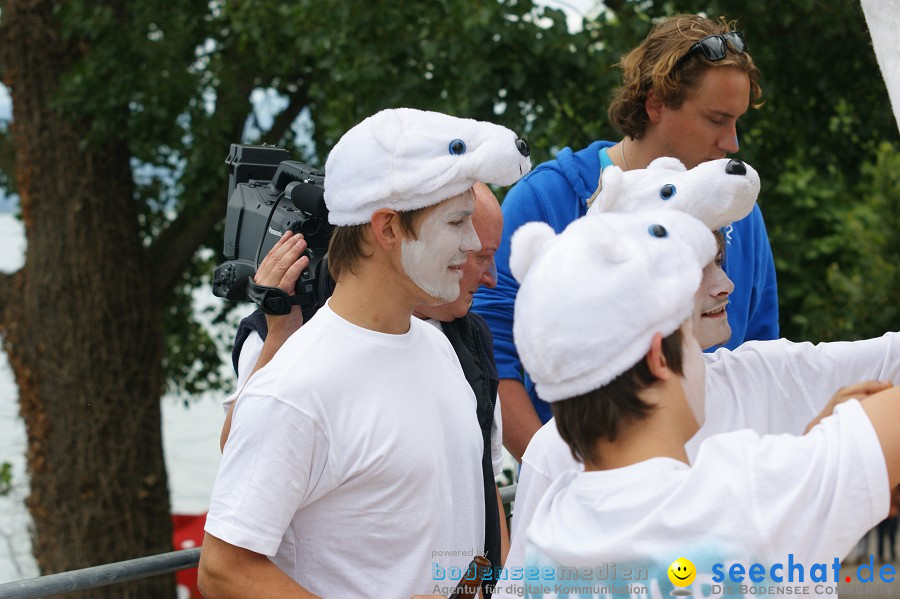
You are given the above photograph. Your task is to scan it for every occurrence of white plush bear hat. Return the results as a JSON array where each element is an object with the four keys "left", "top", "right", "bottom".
[
  {"left": 587, "top": 157, "right": 760, "bottom": 230},
  {"left": 511, "top": 209, "right": 716, "bottom": 402},
  {"left": 324, "top": 108, "right": 532, "bottom": 225}
]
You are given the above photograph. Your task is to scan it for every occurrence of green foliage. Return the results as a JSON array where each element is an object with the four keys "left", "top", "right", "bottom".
[
  {"left": 50, "top": 0, "right": 617, "bottom": 394},
  {"left": 0, "top": 461, "right": 11, "bottom": 497},
  {"left": 5, "top": 0, "right": 898, "bottom": 395},
  {"left": 770, "top": 142, "right": 900, "bottom": 341},
  {"left": 162, "top": 255, "right": 231, "bottom": 398}
]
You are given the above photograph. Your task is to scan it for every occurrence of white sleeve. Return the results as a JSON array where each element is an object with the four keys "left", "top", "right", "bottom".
[
  {"left": 699, "top": 333, "right": 900, "bottom": 440},
  {"left": 491, "top": 393, "right": 503, "bottom": 478},
  {"left": 694, "top": 400, "right": 889, "bottom": 563},
  {"left": 205, "top": 391, "right": 330, "bottom": 556},
  {"left": 496, "top": 420, "right": 580, "bottom": 599},
  {"left": 221, "top": 332, "right": 265, "bottom": 415},
  {"left": 497, "top": 459, "right": 553, "bottom": 599}
]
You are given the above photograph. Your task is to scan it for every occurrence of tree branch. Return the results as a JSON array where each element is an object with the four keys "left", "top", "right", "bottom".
[
  {"left": 147, "top": 190, "right": 224, "bottom": 304},
  {"left": 147, "top": 66, "right": 257, "bottom": 304},
  {"left": 148, "top": 81, "right": 314, "bottom": 303},
  {"left": 259, "top": 84, "right": 310, "bottom": 147}
]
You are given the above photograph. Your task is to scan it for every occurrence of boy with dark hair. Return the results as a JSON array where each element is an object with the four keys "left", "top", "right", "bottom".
[{"left": 507, "top": 209, "right": 899, "bottom": 598}]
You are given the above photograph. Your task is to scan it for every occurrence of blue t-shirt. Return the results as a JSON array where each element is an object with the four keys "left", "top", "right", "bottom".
[{"left": 472, "top": 140, "right": 779, "bottom": 424}]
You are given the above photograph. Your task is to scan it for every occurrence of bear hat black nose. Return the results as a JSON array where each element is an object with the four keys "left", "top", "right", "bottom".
[
  {"left": 515, "top": 138, "right": 530, "bottom": 157},
  {"left": 725, "top": 159, "right": 746, "bottom": 176}
]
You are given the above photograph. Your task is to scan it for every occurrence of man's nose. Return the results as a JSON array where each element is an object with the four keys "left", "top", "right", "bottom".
[
  {"left": 461, "top": 222, "right": 481, "bottom": 252},
  {"left": 481, "top": 260, "right": 498, "bottom": 289},
  {"left": 719, "top": 126, "right": 739, "bottom": 154}
]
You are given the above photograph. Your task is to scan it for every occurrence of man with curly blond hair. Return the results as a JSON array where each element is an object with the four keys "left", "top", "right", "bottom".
[{"left": 472, "top": 14, "right": 779, "bottom": 462}]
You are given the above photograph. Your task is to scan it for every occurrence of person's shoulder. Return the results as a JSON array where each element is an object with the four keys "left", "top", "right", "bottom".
[
  {"left": 522, "top": 418, "right": 577, "bottom": 473},
  {"left": 690, "top": 429, "right": 764, "bottom": 472},
  {"left": 462, "top": 311, "right": 493, "bottom": 346},
  {"left": 729, "top": 203, "right": 769, "bottom": 239},
  {"left": 414, "top": 317, "right": 459, "bottom": 356},
  {"left": 522, "top": 140, "right": 608, "bottom": 179},
  {"left": 504, "top": 140, "right": 608, "bottom": 203},
  {"left": 254, "top": 310, "right": 341, "bottom": 380},
  {"left": 704, "top": 338, "right": 787, "bottom": 363}
]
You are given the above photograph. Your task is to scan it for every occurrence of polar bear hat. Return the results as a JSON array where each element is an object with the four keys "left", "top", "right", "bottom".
[
  {"left": 587, "top": 157, "right": 760, "bottom": 230},
  {"left": 511, "top": 209, "right": 717, "bottom": 402},
  {"left": 324, "top": 108, "right": 532, "bottom": 225}
]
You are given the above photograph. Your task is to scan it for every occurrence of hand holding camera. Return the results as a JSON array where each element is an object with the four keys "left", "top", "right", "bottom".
[
  {"left": 253, "top": 230, "right": 310, "bottom": 334},
  {"left": 213, "top": 144, "right": 336, "bottom": 322}
]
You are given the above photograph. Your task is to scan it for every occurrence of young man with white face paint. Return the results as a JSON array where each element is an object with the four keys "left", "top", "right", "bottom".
[
  {"left": 401, "top": 190, "right": 480, "bottom": 302},
  {"left": 221, "top": 183, "right": 510, "bottom": 595},
  {"left": 199, "top": 108, "right": 531, "bottom": 599}
]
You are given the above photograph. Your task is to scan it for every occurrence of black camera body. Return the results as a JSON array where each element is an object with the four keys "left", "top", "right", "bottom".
[{"left": 213, "top": 144, "right": 335, "bottom": 321}]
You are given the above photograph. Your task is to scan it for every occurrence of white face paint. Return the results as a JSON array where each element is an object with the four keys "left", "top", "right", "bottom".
[
  {"left": 679, "top": 319, "right": 706, "bottom": 427},
  {"left": 401, "top": 191, "right": 481, "bottom": 302}
]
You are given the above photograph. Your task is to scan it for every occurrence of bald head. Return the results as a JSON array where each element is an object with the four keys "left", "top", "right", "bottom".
[
  {"left": 472, "top": 182, "right": 503, "bottom": 258},
  {"left": 414, "top": 183, "right": 504, "bottom": 322}
]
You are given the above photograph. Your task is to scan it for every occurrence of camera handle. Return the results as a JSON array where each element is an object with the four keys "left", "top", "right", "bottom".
[{"left": 246, "top": 279, "right": 306, "bottom": 316}]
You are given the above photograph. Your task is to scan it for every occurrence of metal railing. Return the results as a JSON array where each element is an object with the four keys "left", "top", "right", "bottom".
[
  {"left": 0, "top": 484, "right": 517, "bottom": 598},
  {"left": 0, "top": 548, "right": 200, "bottom": 599}
]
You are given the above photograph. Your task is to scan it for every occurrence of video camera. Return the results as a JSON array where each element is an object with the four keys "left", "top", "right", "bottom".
[{"left": 212, "top": 144, "right": 335, "bottom": 322}]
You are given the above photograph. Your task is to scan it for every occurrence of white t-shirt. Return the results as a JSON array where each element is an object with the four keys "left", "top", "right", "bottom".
[
  {"left": 518, "top": 401, "right": 888, "bottom": 599},
  {"left": 207, "top": 302, "right": 484, "bottom": 598},
  {"left": 225, "top": 317, "right": 505, "bottom": 477},
  {"left": 498, "top": 333, "right": 900, "bottom": 599}
]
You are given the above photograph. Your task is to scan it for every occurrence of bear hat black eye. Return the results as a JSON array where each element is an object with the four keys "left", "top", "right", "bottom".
[
  {"left": 448, "top": 139, "right": 467, "bottom": 155},
  {"left": 659, "top": 184, "right": 676, "bottom": 200},
  {"left": 648, "top": 224, "right": 668, "bottom": 238}
]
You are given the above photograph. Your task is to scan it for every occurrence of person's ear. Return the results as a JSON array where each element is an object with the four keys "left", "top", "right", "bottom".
[
  {"left": 370, "top": 208, "right": 402, "bottom": 251},
  {"left": 645, "top": 90, "right": 665, "bottom": 124},
  {"left": 645, "top": 332, "right": 673, "bottom": 380}
]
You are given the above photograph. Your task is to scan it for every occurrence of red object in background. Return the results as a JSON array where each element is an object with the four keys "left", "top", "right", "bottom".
[{"left": 173, "top": 513, "right": 207, "bottom": 599}]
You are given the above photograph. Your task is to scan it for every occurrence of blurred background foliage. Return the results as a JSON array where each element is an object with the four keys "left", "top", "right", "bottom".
[{"left": 3, "top": 0, "right": 898, "bottom": 395}]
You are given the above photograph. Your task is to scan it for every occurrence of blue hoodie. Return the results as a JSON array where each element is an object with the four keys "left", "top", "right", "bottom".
[{"left": 472, "top": 140, "right": 779, "bottom": 424}]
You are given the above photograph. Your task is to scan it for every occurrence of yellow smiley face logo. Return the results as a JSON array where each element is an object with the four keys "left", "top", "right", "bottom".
[{"left": 668, "top": 557, "right": 696, "bottom": 586}]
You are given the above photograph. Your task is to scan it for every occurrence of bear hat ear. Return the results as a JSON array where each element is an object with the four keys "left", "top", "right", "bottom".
[
  {"left": 510, "top": 222, "right": 557, "bottom": 284},
  {"left": 647, "top": 156, "right": 686, "bottom": 172},
  {"left": 586, "top": 165, "right": 624, "bottom": 214},
  {"left": 368, "top": 109, "right": 403, "bottom": 152}
]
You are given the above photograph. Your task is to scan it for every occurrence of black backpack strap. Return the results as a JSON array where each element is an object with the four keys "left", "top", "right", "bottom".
[
  {"left": 441, "top": 315, "right": 501, "bottom": 597},
  {"left": 231, "top": 310, "right": 269, "bottom": 374}
]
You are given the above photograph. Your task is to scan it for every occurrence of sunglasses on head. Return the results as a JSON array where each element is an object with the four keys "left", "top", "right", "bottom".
[{"left": 688, "top": 31, "right": 748, "bottom": 61}]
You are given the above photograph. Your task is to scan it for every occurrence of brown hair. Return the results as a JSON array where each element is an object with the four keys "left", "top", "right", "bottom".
[
  {"left": 552, "top": 328, "right": 685, "bottom": 465},
  {"left": 608, "top": 14, "right": 763, "bottom": 139},
  {"left": 713, "top": 228, "right": 726, "bottom": 264},
  {"left": 327, "top": 208, "right": 428, "bottom": 281}
]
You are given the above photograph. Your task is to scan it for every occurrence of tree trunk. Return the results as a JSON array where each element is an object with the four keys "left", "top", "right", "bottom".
[{"left": 0, "top": 2, "right": 174, "bottom": 597}]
